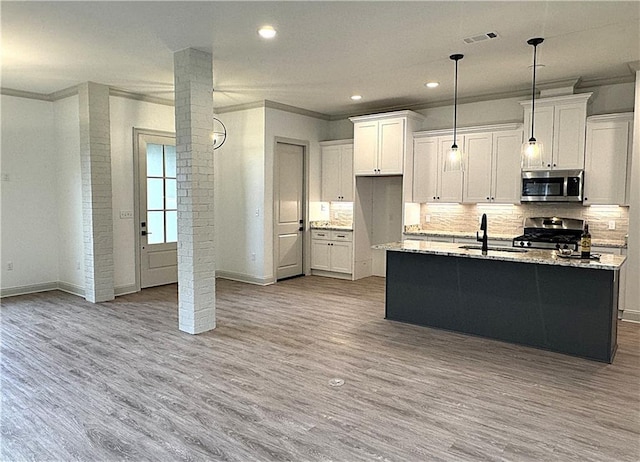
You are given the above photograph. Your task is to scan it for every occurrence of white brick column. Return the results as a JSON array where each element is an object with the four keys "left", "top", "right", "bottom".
[
  {"left": 78, "top": 82, "right": 115, "bottom": 303},
  {"left": 174, "top": 49, "right": 216, "bottom": 334}
]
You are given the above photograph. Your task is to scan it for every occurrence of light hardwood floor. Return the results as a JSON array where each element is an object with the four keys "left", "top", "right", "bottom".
[{"left": 1, "top": 276, "right": 639, "bottom": 461}]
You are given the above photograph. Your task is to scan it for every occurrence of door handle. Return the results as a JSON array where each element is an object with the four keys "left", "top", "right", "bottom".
[
  {"left": 298, "top": 226, "right": 304, "bottom": 232},
  {"left": 141, "top": 231, "right": 153, "bottom": 236}
]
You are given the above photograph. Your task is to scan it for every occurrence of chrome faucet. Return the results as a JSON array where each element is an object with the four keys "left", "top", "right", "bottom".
[{"left": 477, "top": 213, "right": 488, "bottom": 254}]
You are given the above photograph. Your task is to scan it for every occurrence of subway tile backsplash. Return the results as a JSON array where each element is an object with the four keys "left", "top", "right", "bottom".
[{"left": 418, "top": 203, "right": 628, "bottom": 242}]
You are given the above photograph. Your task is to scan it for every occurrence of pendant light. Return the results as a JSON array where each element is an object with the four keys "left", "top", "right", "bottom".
[
  {"left": 212, "top": 116, "right": 227, "bottom": 150},
  {"left": 445, "top": 54, "right": 464, "bottom": 172},
  {"left": 521, "top": 37, "right": 544, "bottom": 168}
]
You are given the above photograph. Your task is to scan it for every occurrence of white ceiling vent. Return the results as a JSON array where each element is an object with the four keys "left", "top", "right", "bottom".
[{"left": 463, "top": 32, "right": 500, "bottom": 44}]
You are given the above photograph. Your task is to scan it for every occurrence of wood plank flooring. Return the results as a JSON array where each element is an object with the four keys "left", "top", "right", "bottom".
[{"left": 1, "top": 276, "right": 639, "bottom": 461}]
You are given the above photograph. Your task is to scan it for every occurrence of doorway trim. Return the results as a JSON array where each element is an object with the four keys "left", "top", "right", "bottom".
[
  {"left": 272, "top": 137, "right": 310, "bottom": 281},
  {"left": 132, "top": 128, "right": 176, "bottom": 292}
]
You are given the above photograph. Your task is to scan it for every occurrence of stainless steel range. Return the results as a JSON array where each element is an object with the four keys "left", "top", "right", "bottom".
[{"left": 512, "top": 217, "right": 584, "bottom": 250}]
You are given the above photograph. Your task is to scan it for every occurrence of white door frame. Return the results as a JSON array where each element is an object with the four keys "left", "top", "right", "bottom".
[
  {"left": 133, "top": 128, "right": 176, "bottom": 292},
  {"left": 273, "top": 137, "right": 310, "bottom": 281}
]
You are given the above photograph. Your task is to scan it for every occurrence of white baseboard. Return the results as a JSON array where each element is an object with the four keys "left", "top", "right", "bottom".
[
  {"left": 215, "top": 271, "right": 274, "bottom": 286},
  {"left": 0, "top": 282, "right": 59, "bottom": 298},
  {"left": 57, "top": 281, "right": 85, "bottom": 297},
  {"left": 621, "top": 310, "right": 640, "bottom": 323},
  {"left": 114, "top": 284, "right": 138, "bottom": 296},
  {"left": 1, "top": 281, "right": 139, "bottom": 299},
  {"left": 310, "top": 269, "right": 353, "bottom": 280}
]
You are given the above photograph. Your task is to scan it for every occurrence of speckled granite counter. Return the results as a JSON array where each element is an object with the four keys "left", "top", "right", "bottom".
[
  {"left": 379, "top": 240, "right": 621, "bottom": 362},
  {"left": 374, "top": 240, "right": 626, "bottom": 271},
  {"left": 310, "top": 221, "right": 352, "bottom": 231},
  {"left": 402, "top": 231, "right": 626, "bottom": 249}
]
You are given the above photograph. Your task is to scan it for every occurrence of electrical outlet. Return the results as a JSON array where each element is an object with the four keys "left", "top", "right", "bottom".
[
  {"left": 608, "top": 220, "right": 616, "bottom": 230},
  {"left": 7, "top": 261, "right": 13, "bottom": 271},
  {"left": 425, "top": 215, "right": 431, "bottom": 223},
  {"left": 251, "top": 252, "right": 256, "bottom": 261},
  {"left": 1, "top": 173, "right": 10, "bottom": 182},
  {"left": 255, "top": 208, "right": 260, "bottom": 217},
  {"left": 120, "top": 210, "right": 134, "bottom": 219}
]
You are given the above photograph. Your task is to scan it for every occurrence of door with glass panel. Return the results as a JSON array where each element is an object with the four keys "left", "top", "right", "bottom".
[{"left": 138, "top": 133, "right": 178, "bottom": 288}]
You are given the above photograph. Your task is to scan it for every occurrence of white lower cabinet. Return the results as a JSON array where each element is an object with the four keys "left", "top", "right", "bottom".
[{"left": 311, "top": 230, "right": 353, "bottom": 278}]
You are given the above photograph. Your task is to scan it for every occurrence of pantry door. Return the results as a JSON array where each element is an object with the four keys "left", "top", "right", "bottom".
[
  {"left": 137, "top": 131, "right": 178, "bottom": 288},
  {"left": 275, "top": 142, "right": 305, "bottom": 280}
]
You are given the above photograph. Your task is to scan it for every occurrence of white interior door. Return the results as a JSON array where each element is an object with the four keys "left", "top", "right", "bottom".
[
  {"left": 275, "top": 142, "right": 304, "bottom": 280},
  {"left": 138, "top": 133, "right": 178, "bottom": 288}
]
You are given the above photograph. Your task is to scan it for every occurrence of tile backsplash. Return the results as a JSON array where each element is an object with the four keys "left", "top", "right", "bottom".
[
  {"left": 417, "top": 203, "right": 629, "bottom": 242},
  {"left": 309, "top": 201, "right": 354, "bottom": 227}
]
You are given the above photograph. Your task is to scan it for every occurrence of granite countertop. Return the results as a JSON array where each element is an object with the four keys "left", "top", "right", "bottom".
[
  {"left": 373, "top": 240, "right": 626, "bottom": 271},
  {"left": 403, "top": 230, "right": 514, "bottom": 241},
  {"left": 402, "top": 230, "right": 627, "bottom": 249},
  {"left": 310, "top": 221, "right": 353, "bottom": 231}
]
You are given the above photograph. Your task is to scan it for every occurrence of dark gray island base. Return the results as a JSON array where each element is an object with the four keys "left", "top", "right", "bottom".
[{"left": 383, "top": 245, "right": 622, "bottom": 363}]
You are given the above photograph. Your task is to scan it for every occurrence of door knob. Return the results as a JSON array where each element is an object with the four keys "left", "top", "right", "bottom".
[{"left": 298, "top": 226, "right": 304, "bottom": 232}]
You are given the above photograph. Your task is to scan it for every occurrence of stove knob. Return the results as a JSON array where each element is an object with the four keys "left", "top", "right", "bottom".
[
  {"left": 519, "top": 241, "right": 525, "bottom": 247},
  {"left": 526, "top": 242, "right": 532, "bottom": 247},
  {"left": 563, "top": 244, "right": 569, "bottom": 250},
  {"left": 555, "top": 243, "right": 561, "bottom": 250}
]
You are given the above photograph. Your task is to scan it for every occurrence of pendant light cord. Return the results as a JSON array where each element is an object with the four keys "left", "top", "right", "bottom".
[
  {"left": 453, "top": 58, "right": 458, "bottom": 147},
  {"left": 530, "top": 43, "right": 537, "bottom": 141},
  {"left": 526, "top": 38, "right": 543, "bottom": 142},
  {"left": 449, "top": 54, "right": 463, "bottom": 149}
]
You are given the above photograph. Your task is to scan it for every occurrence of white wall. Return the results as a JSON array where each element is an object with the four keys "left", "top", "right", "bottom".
[
  {"left": 214, "top": 107, "right": 267, "bottom": 282},
  {"left": 328, "top": 82, "right": 636, "bottom": 136},
  {"left": 624, "top": 72, "right": 640, "bottom": 319},
  {"left": 54, "top": 95, "right": 83, "bottom": 292},
  {"left": 264, "top": 108, "right": 329, "bottom": 280},
  {"left": 1, "top": 96, "right": 59, "bottom": 292},
  {"left": 109, "top": 96, "right": 175, "bottom": 291}
]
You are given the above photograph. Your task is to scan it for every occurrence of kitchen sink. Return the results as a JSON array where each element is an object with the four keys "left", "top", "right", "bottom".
[{"left": 458, "top": 245, "right": 528, "bottom": 253}]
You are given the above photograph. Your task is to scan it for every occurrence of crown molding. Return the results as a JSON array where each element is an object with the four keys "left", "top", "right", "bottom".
[
  {"left": 414, "top": 122, "right": 523, "bottom": 139},
  {"left": 49, "top": 85, "right": 79, "bottom": 100},
  {"left": 0, "top": 88, "right": 52, "bottom": 101},
  {"left": 109, "top": 87, "right": 173, "bottom": 106},
  {"left": 264, "top": 100, "right": 331, "bottom": 120}
]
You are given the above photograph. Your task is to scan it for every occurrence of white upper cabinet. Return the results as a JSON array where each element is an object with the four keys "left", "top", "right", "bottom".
[
  {"left": 320, "top": 141, "right": 353, "bottom": 202},
  {"left": 350, "top": 111, "right": 424, "bottom": 176},
  {"left": 521, "top": 93, "right": 592, "bottom": 170},
  {"left": 463, "top": 133, "right": 494, "bottom": 203},
  {"left": 584, "top": 113, "right": 633, "bottom": 206},
  {"left": 412, "top": 135, "right": 463, "bottom": 203},
  {"left": 464, "top": 129, "right": 523, "bottom": 204},
  {"left": 491, "top": 130, "right": 524, "bottom": 203},
  {"left": 413, "top": 124, "right": 521, "bottom": 205}
]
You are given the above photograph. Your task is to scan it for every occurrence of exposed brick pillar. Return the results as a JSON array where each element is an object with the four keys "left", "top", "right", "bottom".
[
  {"left": 78, "top": 82, "right": 114, "bottom": 303},
  {"left": 173, "top": 49, "right": 216, "bottom": 334}
]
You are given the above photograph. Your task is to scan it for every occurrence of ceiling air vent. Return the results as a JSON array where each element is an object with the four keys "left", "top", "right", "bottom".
[{"left": 463, "top": 32, "right": 500, "bottom": 44}]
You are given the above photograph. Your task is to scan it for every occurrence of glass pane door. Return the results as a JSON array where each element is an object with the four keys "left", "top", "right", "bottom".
[{"left": 146, "top": 144, "right": 177, "bottom": 244}]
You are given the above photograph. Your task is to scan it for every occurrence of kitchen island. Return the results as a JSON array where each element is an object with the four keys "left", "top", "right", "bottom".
[{"left": 373, "top": 240, "right": 626, "bottom": 363}]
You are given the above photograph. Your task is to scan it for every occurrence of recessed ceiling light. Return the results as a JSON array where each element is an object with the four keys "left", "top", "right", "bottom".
[
  {"left": 425, "top": 82, "right": 439, "bottom": 88},
  {"left": 258, "top": 25, "right": 277, "bottom": 39},
  {"left": 351, "top": 95, "right": 362, "bottom": 101}
]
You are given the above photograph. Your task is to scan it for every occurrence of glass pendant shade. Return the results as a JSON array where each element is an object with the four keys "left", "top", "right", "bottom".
[
  {"left": 521, "top": 138, "right": 544, "bottom": 169},
  {"left": 212, "top": 117, "right": 227, "bottom": 150},
  {"left": 444, "top": 144, "right": 464, "bottom": 172}
]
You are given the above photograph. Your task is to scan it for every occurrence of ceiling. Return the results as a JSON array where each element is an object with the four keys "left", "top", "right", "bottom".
[{"left": 2, "top": 1, "right": 639, "bottom": 118}]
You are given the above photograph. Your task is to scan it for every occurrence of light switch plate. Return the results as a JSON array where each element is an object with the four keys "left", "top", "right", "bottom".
[
  {"left": 608, "top": 220, "right": 616, "bottom": 230},
  {"left": 120, "top": 210, "right": 134, "bottom": 219}
]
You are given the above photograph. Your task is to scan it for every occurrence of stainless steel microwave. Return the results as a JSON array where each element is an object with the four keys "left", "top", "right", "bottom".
[{"left": 521, "top": 170, "right": 584, "bottom": 202}]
